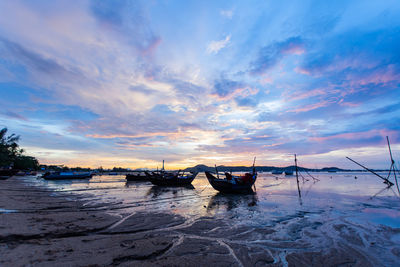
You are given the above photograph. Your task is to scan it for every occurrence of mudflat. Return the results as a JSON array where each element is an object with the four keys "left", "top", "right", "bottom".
[{"left": 0, "top": 176, "right": 398, "bottom": 266}]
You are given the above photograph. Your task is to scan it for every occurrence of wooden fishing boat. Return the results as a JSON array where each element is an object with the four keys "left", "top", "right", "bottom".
[
  {"left": 126, "top": 171, "right": 148, "bottom": 181},
  {"left": 205, "top": 158, "right": 257, "bottom": 194},
  {"left": 205, "top": 171, "right": 257, "bottom": 194},
  {"left": 0, "top": 169, "right": 19, "bottom": 180},
  {"left": 148, "top": 171, "right": 198, "bottom": 186},
  {"left": 42, "top": 172, "right": 93, "bottom": 180}
]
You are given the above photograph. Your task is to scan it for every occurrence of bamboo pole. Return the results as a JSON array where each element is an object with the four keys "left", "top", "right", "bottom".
[
  {"left": 346, "top": 156, "right": 393, "bottom": 186},
  {"left": 295, "top": 154, "right": 302, "bottom": 199},
  {"left": 387, "top": 136, "right": 400, "bottom": 195}
]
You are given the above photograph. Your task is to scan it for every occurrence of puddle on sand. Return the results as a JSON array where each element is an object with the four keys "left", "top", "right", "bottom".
[{"left": 0, "top": 208, "right": 18, "bottom": 213}]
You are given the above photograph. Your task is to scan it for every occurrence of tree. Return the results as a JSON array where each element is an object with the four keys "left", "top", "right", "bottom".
[
  {"left": 14, "top": 156, "right": 39, "bottom": 170},
  {"left": 0, "top": 127, "right": 39, "bottom": 170}
]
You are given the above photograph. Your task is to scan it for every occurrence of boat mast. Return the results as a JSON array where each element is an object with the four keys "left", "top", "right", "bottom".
[
  {"left": 252, "top": 156, "right": 256, "bottom": 174},
  {"left": 215, "top": 164, "right": 219, "bottom": 179}
]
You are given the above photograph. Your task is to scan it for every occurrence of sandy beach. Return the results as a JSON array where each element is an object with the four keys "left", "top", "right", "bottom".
[{"left": 1, "top": 175, "right": 399, "bottom": 266}]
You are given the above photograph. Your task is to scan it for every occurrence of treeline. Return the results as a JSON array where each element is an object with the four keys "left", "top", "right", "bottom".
[
  {"left": 0, "top": 128, "right": 39, "bottom": 170},
  {"left": 39, "top": 165, "right": 133, "bottom": 172},
  {"left": 184, "top": 164, "right": 349, "bottom": 173}
]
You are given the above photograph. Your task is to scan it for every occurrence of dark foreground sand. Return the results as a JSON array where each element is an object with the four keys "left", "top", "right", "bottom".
[{"left": 0, "top": 177, "right": 398, "bottom": 266}]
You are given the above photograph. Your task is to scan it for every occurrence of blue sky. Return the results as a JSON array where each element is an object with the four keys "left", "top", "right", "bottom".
[{"left": 0, "top": 0, "right": 399, "bottom": 169}]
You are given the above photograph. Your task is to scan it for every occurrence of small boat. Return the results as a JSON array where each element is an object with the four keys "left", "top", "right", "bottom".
[
  {"left": 126, "top": 171, "right": 148, "bottom": 181},
  {"left": 205, "top": 171, "right": 257, "bottom": 194},
  {"left": 148, "top": 170, "right": 198, "bottom": 186},
  {"left": 271, "top": 170, "right": 283, "bottom": 175},
  {"left": 0, "top": 169, "right": 19, "bottom": 180},
  {"left": 42, "top": 171, "right": 93, "bottom": 180},
  {"left": 205, "top": 158, "right": 257, "bottom": 194},
  {"left": 284, "top": 170, "right": 294, "bottom": 175}
]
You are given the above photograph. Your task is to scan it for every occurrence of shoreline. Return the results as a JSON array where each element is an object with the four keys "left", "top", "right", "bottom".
[{"left": 1, "top": 176, "right": 399, "bottom": 266}]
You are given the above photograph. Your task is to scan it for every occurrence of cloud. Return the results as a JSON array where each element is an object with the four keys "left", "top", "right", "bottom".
[
  {"left": 89, "top": 0, "right": 161, "bottom": 56},
  {"left": 2, "top": 111, "right": 28, "bottom": 121},
  {"left": 207, "top": 35, "right": 231, "bottom": 54},
  {"left": 250, "top": 36, "right": 305, "bottom": 75},
  {"left": 1, "top": 1, "right": 400, "bottom": 168},
  {"left": 211, "top": 78, "right": 259, "bottom": 105},
  {"left": 220, "top": 9, "right": 233, "bottom": 19}
]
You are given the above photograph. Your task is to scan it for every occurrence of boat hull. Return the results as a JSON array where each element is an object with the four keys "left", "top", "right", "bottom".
[
  {"left": 148, "top": 172, "right": 197, "bottom": 186},
  {"left": 43, "top": 173, "right": 93, "bottom": 180},
  {"left": 126, "top": 173, "right": 148, "bottom": 181},
  {"left": 205, "top": 172, "right": 256, "bottom": 194}
]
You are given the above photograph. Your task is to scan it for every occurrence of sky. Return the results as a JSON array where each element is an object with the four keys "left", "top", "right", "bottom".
[{"left": 0, "top": 0, "right": 400, "bottom": 169}]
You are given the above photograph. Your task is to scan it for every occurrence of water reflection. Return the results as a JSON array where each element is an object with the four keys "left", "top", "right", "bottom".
[
  {"left": 125, "top": 180, "right": 149, "bottom": 188},
  {"left": 206, "top": 192, "right": 258, "bottom": 213},
  {"left": 146, "top": 185, "right": 195, "bottom": 199}
]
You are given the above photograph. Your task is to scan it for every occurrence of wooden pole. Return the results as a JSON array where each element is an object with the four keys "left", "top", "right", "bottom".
[
  {"left": 346, "top": 156, "right": 393, "bottom": 186},
  {"left": 387, "top": 136, "right": 400, "bottom": 195},
  {"left": 295, "top": 154, "right": 302, "bottom": 199}
]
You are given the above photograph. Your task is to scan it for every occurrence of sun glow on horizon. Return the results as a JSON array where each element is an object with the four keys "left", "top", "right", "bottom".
[{"left": 1, "top": 0, "right": 399, "bottom": 169}]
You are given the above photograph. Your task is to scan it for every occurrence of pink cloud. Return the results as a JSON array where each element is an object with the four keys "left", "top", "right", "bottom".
[
  {"left": 294, "top": 67, "right": 311, "bottom": 75},
  {"left": 285, "top": 88, "right": 327, "bottom": 102},
  {"left": 310, "top": 129, "right": 398, "bottom": 142},
  {"left": 350, "top": 64, "right": 400, "bottom": 86},
  {"left": 288, "top": 100, "right": 332, "bottom": 113},
  {"left": 281, "top": 44, "right": 305, "bottom": 55},
  {"left": 141, "top": 37, "right": 162, "bottom": 57},
  {"left": 338, "top": 99, "right": 360, "bottom": 107}
]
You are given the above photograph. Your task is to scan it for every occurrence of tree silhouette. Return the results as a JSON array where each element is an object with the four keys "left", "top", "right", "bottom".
[{"left": 0, "top": 128, "right": 38, "bottom": 169}]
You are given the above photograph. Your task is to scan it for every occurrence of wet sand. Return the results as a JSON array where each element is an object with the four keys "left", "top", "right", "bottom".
[{"left": 0, "top": 176, "right": 399, "bottom": 266}]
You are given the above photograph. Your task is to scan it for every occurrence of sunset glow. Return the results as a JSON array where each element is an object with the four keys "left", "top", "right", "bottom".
[{"left": 1, "top": 0, "right": 400, "bottom": 169}]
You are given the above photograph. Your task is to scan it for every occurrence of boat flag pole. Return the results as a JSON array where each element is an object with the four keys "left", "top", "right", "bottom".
[{"left": 387, "top": 136, "right": 400, "bottom": 195}]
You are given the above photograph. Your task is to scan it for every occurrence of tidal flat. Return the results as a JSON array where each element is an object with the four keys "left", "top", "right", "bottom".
[{"left": 0, "top": 172, "right": 399, "bottom": 266}]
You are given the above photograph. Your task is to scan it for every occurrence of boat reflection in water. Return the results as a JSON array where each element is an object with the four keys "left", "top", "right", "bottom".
[
  {"left": 206, "top": 192, "right": 258, "bottom": 213},
  {"left": 146, "top": 184, "right": 195, "bottom": 199}
]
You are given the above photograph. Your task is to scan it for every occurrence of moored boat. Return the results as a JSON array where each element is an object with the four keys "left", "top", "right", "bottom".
[
  {"left": 205, "top": 158, "right": 257, "bottom": 194},
  {"left": 284, "top": 170, "right": 294, "bottom": 175},
  {"left": 126, "top": 171, "right": 148, "bottom": 181},
  {"left": 42, "top": 171, "right": 93, "bottom": 180},
  {"left": 148, "top": 170, "right": 198, "bottom": 186},
  {"left": 0, "top": 169, "right": 19, "bottom": 180}
]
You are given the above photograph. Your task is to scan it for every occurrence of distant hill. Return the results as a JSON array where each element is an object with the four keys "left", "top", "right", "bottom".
[{"left": 184, "top": 164, "right": 351, "bottom": 173}]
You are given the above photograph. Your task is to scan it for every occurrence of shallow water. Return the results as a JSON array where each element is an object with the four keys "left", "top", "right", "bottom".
[
  {"left": 17, "top": 171, "right": 400, "bottom": 265},
  {"left": 23, "top": 171, "right": 400, "bottom": 228}
]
